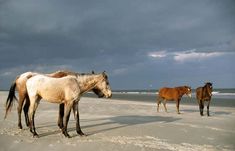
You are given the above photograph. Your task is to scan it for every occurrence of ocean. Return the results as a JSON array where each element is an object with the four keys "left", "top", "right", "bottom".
[
  {"left": 1, "top": 89, "right": 235, "bottom": 107},
  {"left": 85, "top": 89, "right": 235, "bottom": 107}
]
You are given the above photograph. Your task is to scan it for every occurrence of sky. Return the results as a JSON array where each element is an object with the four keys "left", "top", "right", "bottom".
[{"left": 0, "top": 0, "right": 235, "bottom": 90}]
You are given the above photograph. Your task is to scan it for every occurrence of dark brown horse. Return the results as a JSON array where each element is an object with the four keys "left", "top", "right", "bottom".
[
  {"left": 196, "top": 82, "right": 213, "bottom": 116},
  {"left": 5, "top": 70, "right": 104, "bottom": 130},
  {"left": 157, "top": 86, "right": 192, "bottom": 114}
]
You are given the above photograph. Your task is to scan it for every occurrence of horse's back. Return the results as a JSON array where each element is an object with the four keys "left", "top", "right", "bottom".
[
  {"left": 196, "top": 87, "right": 203, "bottom": 100},
  {"left": 47, "top": 70, "right": 76, "bottom": 78},
  {"left": 16, "top": 72, "right": 38, "bottom": 92},
  {"left": 159, "top": 87, "right": 177, "bottom": 100},
  {"left": 196, "top": 86, "right": 211, "bottom": 101},
  {"left": 26, "top": 75, "right": 79, "bottom": 102}
]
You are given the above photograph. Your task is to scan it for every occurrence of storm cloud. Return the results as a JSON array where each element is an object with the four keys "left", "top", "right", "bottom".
[{"left": 0, "top": 0, "right": 235, "bottom": 89}]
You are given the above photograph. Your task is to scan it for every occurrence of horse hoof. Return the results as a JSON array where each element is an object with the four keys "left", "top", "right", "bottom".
[
  {"left": 77, "top": 131, "right": 86, "bottom": 136},
  {"left": 18, "top": 125, "right": 23, "bottom": 129},
  {"left": 65, "top": 134, "right": 71, "bottom": 138},
  {"left": 33, "top": 134, "right": 39, "bottom": 138},
  {"left": 63, "top": 132, "right": 71, "bottom": 138},
  {"left": 58, "top": 125, "right": 63, "bottom": 129},
  {"left": 79, "top": 134, "right": 87, "bottom": 137}
]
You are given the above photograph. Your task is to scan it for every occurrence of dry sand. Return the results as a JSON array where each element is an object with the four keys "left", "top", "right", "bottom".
[{"left": 0, "top": 91, "right": 235, "bottom": 151}]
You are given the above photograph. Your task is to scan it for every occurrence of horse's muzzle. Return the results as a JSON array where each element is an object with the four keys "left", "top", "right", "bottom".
[
  {"left": 107, "top": 93, "right": 112, "bottom": 98},
  {"left": 188, "top": 93, "right": 192, "bottom": 98}
]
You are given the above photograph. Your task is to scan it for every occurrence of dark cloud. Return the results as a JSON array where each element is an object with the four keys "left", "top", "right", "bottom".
[{"left": 0, "top": 0, "right": 235, "bottom": 89}]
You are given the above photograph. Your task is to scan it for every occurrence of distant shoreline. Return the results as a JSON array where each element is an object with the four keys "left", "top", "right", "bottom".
[{"left": 1, "top": 90, "right": 235, "bottom": 107}]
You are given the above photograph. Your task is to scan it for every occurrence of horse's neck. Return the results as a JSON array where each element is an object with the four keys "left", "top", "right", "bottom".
[
  {"left": 77, "top": 75, "right": 102, "bottom": 94},
  {"left": 178, "top": 87, "right": 186, "bottom": 96},
  {"left": 203, "top": 85, "right": 211, "bottom": 96}
]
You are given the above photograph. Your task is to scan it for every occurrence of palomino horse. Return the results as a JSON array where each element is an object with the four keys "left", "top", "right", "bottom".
[
  {"left": 26, "top": 72, "right": 112, "bottom": 138},
  {"left": 196, "top": 82, "right": 213, "bottom": 116},
  {"left": 157, "top": 86, "right": 192, "bottom": 114},
  {"left": 5, "top": 70, "right": 104, "bottom": 129}
]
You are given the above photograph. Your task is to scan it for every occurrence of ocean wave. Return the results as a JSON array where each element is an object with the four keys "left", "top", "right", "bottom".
[
  {"left": 112, "top": 91, "right": 235, "bottom": 96},
  {"left": 212, "top": 92, "right": 235, "bottom": 96}
]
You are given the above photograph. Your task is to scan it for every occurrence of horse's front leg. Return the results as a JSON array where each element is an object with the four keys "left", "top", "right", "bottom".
[
  {"left": 28, "top": 98, "right": 39, "bottom": 138},
  {"left": 57, "top": 103, "right": 64, "bottom": 129},
  {"left": 62, "top": 102, "right": 72, "bottom": 138},
  {"left": 73, "top": 100, "right": 85, "bottom": 136},
  {"left": 199, "top": 100, "right": 204, "bottom": 116},
  {"left": 176, "top": 99, "right": 180, "bottom": 114},
  {"left": 207, "top": 100, "right": 210, "bottom": 116}
]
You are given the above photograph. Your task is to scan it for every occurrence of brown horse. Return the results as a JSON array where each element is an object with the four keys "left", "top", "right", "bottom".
[
  {"left": 5, "top": 70, "right": 104, "bottom": 129},
  {"left": 157, "top": 86, "right": 192, "bottom": 114},
  {"left": 196, "top": 82, "right": 213, "bottom": 116},
  {"left": 26, "top": 72, "right": 111, "bottom": 137}
]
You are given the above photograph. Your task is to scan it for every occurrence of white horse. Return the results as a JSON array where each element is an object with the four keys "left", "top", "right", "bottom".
[
  {"left": 5, "top": 70, "right": 104, "bottom": 129},
  {"left": 26, "top": 72, "right": 112, "bottom": 138}
]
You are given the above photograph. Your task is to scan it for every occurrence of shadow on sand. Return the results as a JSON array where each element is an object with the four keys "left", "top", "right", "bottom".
[
  {"left": 213, "top": 111, "right": 232, "bottom": 115},
  {"left": 37, "top": 115, "right": 181, "bottom": 138},
  {"left": 180, "top": 109, "right": 198, "bottom": 113}
]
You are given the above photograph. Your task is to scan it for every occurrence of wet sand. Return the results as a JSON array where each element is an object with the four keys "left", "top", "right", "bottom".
[{"left": 0, "top": 91, "right": 235, "bottom": 151}]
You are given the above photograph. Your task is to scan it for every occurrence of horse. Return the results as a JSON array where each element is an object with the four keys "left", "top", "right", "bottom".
[
  {"left": 196, "top": 82, "right": 213, "bottom": 116},
  {"left": 5, "top": 70, "right": 104, "bottom": 130},
  {"left": 26, "top": 72, "right": 112, "bottom": 138},
  {"left": 157, "top": 86, "right": 192, "bottom": 114}
]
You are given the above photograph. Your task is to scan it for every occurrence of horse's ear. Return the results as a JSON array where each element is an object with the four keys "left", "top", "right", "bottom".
[{"left": 102, "top": 71, "right": 108, "bottom": 79}]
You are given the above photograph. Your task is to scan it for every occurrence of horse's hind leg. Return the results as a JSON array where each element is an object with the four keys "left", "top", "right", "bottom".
[
  {"left": 73, "top": 101, "right": 85, "bottom": 136},
  {"left": 58, "top": 103, "right": 64, "bottom": 129},
  {"left": 23, "top": 95, "right": 30, "bottom": 127},
  {"left": 157, "top": 97, "right": 162, "bottom": 112},
  {"left": 17, "top": 92, "right": 26, "bottom": 129},
  {"left": 163, "top": 100, "right": 168, "bottom": 113}
]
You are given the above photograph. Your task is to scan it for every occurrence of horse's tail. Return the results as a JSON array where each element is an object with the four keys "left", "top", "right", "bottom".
[
  {"left": 4, "top": 77, "right": 18, "bottom": 119},
  {"left": 156, "top": 92, "right": 162, "bottom": 104},
  {"left": 157, "top": 96, "right": 162, "bottom": 104}
]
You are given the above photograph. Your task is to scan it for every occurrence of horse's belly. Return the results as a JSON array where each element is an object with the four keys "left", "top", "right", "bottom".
[
  {"left": 160, "top": 93, "right": 176, "bottom": 100},
  {"left": 39, "top": 90, "right": 65, "bottom": 104}
]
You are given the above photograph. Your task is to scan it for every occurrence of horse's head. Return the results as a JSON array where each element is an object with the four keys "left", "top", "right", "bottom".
[
  {"left": 92, "top": 88, "right": 105, "bottom": 98},
  {"left": 184, "top": 86, "right": 192, "bottom": 98},
  {"left": 95, "top": 72, "right": 112, "bottom": 98},
  {"left": 89, "top": 71, "right": 104, "bottom": 98},
  {"left": 205, "top": 82, "right": 213, "bottom": 96}
]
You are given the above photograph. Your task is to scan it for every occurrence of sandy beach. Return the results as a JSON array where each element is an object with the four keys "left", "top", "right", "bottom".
[{"left": 0, "top": 91, "right": 235, "bottom": 151}]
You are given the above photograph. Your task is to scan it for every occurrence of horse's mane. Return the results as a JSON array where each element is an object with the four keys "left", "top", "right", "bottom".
[
  {"left": 175, "top": 86, "right": 189, "bottom": 89},
  {"left": 204, "top": 82, "right": 212, "bottom": 87}
]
